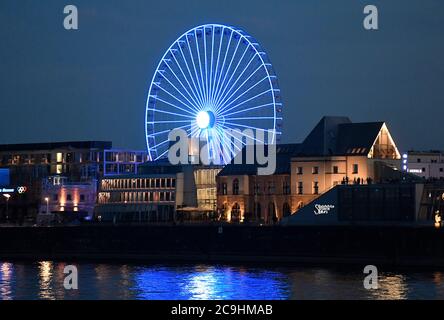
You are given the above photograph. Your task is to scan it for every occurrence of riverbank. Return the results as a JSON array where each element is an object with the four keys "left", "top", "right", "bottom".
[{"left": 0, "top": 225, "right": 443, "bottom": 267}]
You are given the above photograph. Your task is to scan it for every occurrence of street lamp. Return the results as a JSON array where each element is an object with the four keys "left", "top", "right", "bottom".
[
  {"left": 3, "top": 194, "right": 11, "bottom": 221},
  {"left": 44, "top": 197, "right": 49, "bottom": 214}
]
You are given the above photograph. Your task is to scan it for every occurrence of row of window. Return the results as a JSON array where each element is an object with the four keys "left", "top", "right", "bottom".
[
  {"left": 98, "top": 191, "right": 176, "bottom": 204},
  {"left": 218, "top": 180, "right": 291, "bottom": 196},
  {"left": 297, "top": 182, "right": 319, "bottom": 195},
  {"left": 50, "top": 194, "right": 86, "bottom": 202},
  {"left": 101, "top": 178, "right": 176, "bottom": 190},
  {"left": 296, "top": 164, "right": 359, "bottom": 175}
]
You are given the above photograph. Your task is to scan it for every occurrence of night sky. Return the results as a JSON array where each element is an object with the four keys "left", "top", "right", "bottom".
[{"left": 1, "top": 0, "right": 443, "bottom": 151}]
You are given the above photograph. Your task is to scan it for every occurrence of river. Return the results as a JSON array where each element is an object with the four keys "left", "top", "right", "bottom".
[{"left": 0, "top": 261, "right": 443, "bottom": 300}]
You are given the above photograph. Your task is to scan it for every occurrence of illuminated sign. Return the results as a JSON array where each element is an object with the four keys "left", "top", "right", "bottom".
[
  {"left": 0, "top": 188, "right": 14, "bottom": 193},
  {"left": 314, "top": 204, "right": 335, "bottom": 215},
  {"left": 408, "top": 169, "right": 423, "bottom": 174},
  {"left": 402, "top": 153, "right": 408, "bottom": 171},
  {"left": 17, "top": 186, "right": 27, "bottom": 194}
]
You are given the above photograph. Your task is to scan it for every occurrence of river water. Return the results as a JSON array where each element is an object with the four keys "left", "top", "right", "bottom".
[{"left": 0, "top": 261, "right": 443, "bottom": 300}]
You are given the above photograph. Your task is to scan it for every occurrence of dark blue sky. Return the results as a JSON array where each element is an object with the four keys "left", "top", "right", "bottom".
[{"left": 1, "top": 0, "right": 443, "bottom": 151}]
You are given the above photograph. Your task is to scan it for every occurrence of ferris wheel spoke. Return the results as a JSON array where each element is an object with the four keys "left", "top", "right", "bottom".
[
  {"left": 219, "top": 88, "right": 272, "bottom": 116},
  {"left": 176, "top": 42, "right": 206, "bottom": 107},
  {"left": 194, "top": 29, "right": 207, "bottom": 105},
  {"left": 152, "top": 90, "right": 199, "bottom": 117},
  {"left": 212, "top": 29, "right": 234, "bottom": 108},
  {"left": 210, "top": 27, "right": 225, "bottom": 105},
  {"left": 147, "top": 124, "right": 191, "bottom": 137},
  {"left": 216, "top": 77, "right": 268, "bottom": 113},
  {"left": 147, "top": 107, "right": 195, "bottom": 119},
  {"left": 215, "top": 126, "right": 238, "bottom": 161},
  {"left": 209, "top": 26, "right": 215, "bottom": 110},
  {"left": 213, "top": 42, "right": 252, "bottom": 108},
  {"left": 203, "top": 27, "right": 210, "bottom": 106},
  {"left": 186, "top": 34, "right": 207, "bottom": 106},
  {"left": 212, "top": 128, "right": 229, "bottom": 164},
  {"left": 214, "top": 53, "right": 258, "bottom": 110},
  {"left": 219, "top": 126, "right": 250, "bottom": 153},
  {"left": 224, "top": 116, "right": 276, "bottom": 121},
  {"left": 215, "top": 127, "right": 241, "bottom": 159},
  {"left": 212, "top": 35, "right": 242, "bottom": 109},
  {"left": 223, "top": 103, "right": 275, "bottom": 117},
  {"left": 159, "top": 66, "right": 201, "bottom": 113},
  {"left": 148, "top": 119, "right": 192, "bottom": 124},
  {"left": 164, "top": 55, "right": 203, "bottom": 109},
  {"left": 221, "top": 122, "right": 269, "bottom": 145},
  {"left": 154, "top": 148, "right": 170, "bottom": 161}
]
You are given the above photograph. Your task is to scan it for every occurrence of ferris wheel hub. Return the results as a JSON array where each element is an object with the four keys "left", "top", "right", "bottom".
[{"left": 196, "top": 110, "right": 215, "bottom": 129}]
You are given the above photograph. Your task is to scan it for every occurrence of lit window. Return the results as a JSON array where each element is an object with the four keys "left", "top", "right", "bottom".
[
  {"left": 283, "top": 181, "right": 290, "bottom": 195},
  {"left": 232, "top": 179, "right": 239, "bottom": 195},
  {"left": 222, "top": 183, "right": 227, "bottom": 195},
  {"left": 313, "top": 181, "right": 319, "bottom": 195},
  {"left": 352, "top": 164, "right": 358, "bottom": 174}
]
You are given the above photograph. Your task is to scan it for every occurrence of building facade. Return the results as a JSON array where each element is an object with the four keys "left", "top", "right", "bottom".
[
  {"left": 216, "top": 117, "right": 403, "bottom": 224},
  {"left": 40, "top": 176, "right": 97, "bottom": 218},
  {"left": 403, "top": 151, "right": 444, "bottom": 179},
  {"left": 0, "top": 141, "right": 148, "bottom": 224},
  {"left": 217, "top": 144, "right": 296, "bottom": 224},
  {"left": 95, "top": 160, "right": 222, "bottom": 223}
]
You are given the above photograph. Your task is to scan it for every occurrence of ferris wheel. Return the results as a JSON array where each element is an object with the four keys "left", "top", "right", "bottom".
[{"left": 145, "top": 23, "right": 282, "bottom": 163}]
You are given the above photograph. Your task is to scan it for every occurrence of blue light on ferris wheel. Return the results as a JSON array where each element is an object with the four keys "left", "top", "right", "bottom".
[{"left": 145, "top": 24, "right": 283, "bottom": 163}]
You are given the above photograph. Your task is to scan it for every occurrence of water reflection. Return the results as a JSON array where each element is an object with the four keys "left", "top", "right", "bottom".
[
  {"left": 369, "top": 274, "right": 408, "bottom": 300},
  {"left": 0, "top": 261, "right": 444, "bottom": 300},
  {"left": 0, "top": 262, "right": 13, "bottom": 300},
  {"left": 38, "top": 261, "right": 54, "bottom": 300},
  {"left": 133, "top": 265, "right": 289, "bottom": 300}
]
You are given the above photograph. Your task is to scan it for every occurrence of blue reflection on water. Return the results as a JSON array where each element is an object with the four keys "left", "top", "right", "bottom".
[
  {"left": 132, "top": 265, "right": 290, "bottom": 300},
  {"left": 1, "top": 261, "right": 444, "bottom": 300}
]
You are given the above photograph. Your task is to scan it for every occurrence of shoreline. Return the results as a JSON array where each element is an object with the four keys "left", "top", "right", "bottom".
[{"left": 1, "top": 224, "right": 443, "bottom": 268}]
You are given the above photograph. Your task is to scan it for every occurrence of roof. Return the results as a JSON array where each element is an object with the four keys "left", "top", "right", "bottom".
[
  {"left": 0, "top": 141, "right": 112, "bottom": 152},
  {"left": 218, "top": 143, "right": 301, "bottom": 176},
  {"left": 336, "top": 122, "right": 384, "bottom": 155},
  {"left": 295, "top": 117, "right": 384, "bottom": 157}
]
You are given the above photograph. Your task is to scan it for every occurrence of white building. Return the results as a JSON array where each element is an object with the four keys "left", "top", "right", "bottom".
[{"left": 403, "top": 151, "right": 444, "bottom": 179}]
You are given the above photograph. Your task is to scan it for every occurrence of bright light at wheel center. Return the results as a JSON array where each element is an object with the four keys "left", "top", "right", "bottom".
[{"left": 196, "top": 111, "right": 210, "bottom": 129}]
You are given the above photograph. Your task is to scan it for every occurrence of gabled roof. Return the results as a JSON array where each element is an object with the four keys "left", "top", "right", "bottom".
[
  {"left": 295, "top": 117, "right": 386, "bottom": 157},
  {"left": 218, "top": 143, "right": 301, "bottom": 176},
  {"left": 336, "top": 122, "right": 384, "bottom": 156}
]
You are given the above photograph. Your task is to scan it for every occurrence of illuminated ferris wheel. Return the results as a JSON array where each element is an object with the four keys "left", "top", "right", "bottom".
[{"left": 145, "top": 24, "right": 282, "bottom": 163}]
